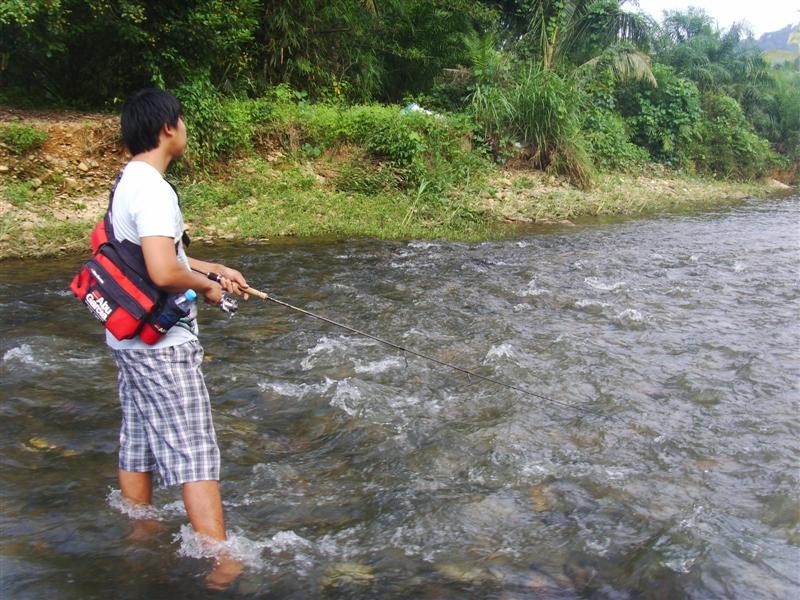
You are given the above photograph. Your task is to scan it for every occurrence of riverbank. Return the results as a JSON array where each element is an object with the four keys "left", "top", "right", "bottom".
[{"left": 0, "top": 109, "right": 793, "bottom": 260}]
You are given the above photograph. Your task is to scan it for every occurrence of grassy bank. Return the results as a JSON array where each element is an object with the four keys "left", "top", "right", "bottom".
[{"left": 0, "top": 107, "right": 793, "bottom": 260}]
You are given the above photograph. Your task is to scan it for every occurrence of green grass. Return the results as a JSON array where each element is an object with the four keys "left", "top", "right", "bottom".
[
  {"left": 0, "top": 123, "right": 48, "bottom": 155},
  {"left": 178, "top": 157, "right": 493, "bottom": 242},
  {"left": 0, "top": 214, "right": 90, "bottom": 259},
  {"left": 2, "top": 181, "right": 56, "bottom": 208}
]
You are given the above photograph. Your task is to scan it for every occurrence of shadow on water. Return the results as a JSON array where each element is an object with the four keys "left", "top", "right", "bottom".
[{"left": 1, "top": 197, "right": 799, "bottom": 598}]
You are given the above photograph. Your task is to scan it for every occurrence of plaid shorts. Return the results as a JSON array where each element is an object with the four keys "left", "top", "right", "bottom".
[{"left": 110, "top": 340, "right": 220, "bottom": 487}]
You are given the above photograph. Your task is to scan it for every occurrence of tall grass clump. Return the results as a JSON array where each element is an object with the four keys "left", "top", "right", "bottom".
[
  {"left": 508, "top": 67, "right": 594, "bottom": 188},
  {"left": 469, "top": 65, "right": 595, "bottom": 188}
]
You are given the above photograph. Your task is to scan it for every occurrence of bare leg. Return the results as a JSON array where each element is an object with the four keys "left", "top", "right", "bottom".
[
  {"left": 119, "top": 469, "right": 153, "bottom": 504},
  {"left": 182, "top": 480, "right": 242, "bottom": 589},
  {"left": 182, "top": 480, "right": 226, "bottom": 539},
  {"left": 118, "top": 470, "right": 163, "bottom": 539}
]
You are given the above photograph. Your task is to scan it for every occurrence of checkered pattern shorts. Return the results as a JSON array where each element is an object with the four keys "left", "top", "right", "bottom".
[{"left": 110, "top": 340, "right": 220, "bottom": 487}]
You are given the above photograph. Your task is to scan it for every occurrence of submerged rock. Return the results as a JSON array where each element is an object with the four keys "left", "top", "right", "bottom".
[
  {"left": 529, "top": 482, "right": 555, "bottom": 512},
  {"left": 26, "top": 436, "right": 78, "bottom": 457},
  {"left": 322, "top": 561, "right": 375, "bottom": 587},
  {"left": 435, "top": 561, "right": 492, "bottom": 584}
]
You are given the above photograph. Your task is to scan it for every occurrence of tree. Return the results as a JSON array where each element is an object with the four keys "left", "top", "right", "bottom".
[{"left": 518, "top": 0, "right": 653, "bottom": 70}]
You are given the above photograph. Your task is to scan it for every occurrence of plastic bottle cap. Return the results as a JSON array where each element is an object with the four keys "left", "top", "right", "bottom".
[{"left": 184, "top": 289, "right": 197, "bottom": 301}]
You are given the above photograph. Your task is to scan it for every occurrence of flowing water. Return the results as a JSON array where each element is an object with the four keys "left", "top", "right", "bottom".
[{"left": 1, "top": 197, "right": 798, "bottom": 599}]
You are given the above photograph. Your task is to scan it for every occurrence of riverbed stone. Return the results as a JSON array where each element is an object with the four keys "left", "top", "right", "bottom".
[
  {"left": 77, "top": 161, "right": 90, "bottom": 172},
  {"left": 322, "top": 562, "right": 375, "bottom": 586}
]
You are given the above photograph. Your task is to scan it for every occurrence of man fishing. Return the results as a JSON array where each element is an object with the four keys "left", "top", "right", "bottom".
[{"left": 107, "top": 87, "right": 248, "bottom": 587}]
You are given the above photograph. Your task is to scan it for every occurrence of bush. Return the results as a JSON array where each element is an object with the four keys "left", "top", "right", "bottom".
[
  {"left": 1, "top": 123, "right": 48, "bottom": 155},
  {"left": 693, "top": 94, "right": 779, "bottom": 180},
  {"left": 582, "top": 109, "right": 649, "bottom": 171},
  {"left": 618, "top": 64, "right": 703, "bottom": 168},
  {"left": 175, "top": 75, "right": 254, "bottom": 169}
]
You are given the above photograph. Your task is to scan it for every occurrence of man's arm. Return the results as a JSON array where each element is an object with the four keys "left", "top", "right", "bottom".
[{"left": 141, "top": 236, "right": 223, "bottom": 303}]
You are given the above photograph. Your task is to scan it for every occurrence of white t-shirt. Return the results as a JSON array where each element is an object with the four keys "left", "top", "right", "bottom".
[{"left": 105, "top": 161, "right": 199, "bottom": 350}]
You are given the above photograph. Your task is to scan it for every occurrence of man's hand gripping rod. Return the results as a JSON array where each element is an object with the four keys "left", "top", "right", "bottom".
[{"left": 195, "top": 269, "right": 243, "bottom": 316}]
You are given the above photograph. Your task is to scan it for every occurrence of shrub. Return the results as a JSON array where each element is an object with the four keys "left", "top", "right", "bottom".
[
  {"left": 1, "top": 123, "right": 48, "bottom": 155},
  {"left": 176, "top": 74, "right": 254, "bottom": 169},
  {"left": 618, "top": 64, "right": 703, "bottom": 168},
  {"left": 693, "top": 94, "right": 779, "bottom": 180},
  {"left": 583, "top": 109, "right": 649, "bottom": 171}
]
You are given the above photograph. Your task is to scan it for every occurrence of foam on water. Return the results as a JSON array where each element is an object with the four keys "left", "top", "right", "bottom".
[
  {"left": 175, "top": 525, "right": 267, "bottom": 569},
  {"left": 354, "top": 356, "right": 404, "bottom": 374},
  {"left": 517, "top": 278, "right": 548, "bottom": 297},
  {"left": 264, "top": 530, "right": 315, "bottom": 554},
  {"left": 484, "top": 343, "right": 516, "bottom": 362},
  {"left": 584, "top": 277, "right": 627, "bottom": 291},
  {"left": 330, "top": 378, "right": 363, "bottom": 416},
  {"left": 408, "top": 241, "right": 441, "bottom": 250},
  {"left": 107, "top": 489, "right": 166, "bottom": 521},
  {"left": 257, "top": 377, "right": 335, "bottom": 398},
  {"left": 66, "top": 355, "right": 103, "bottom": 366},
  {"left": 616, "top": 308, "right": 644, "bottom": 323},
  {"left": 301, "top": 335, "right": 373, "bottom": 370},
  {"left": 3, "top": 342, "right": 103, "bottom": 370},
  {"left": 574, "top": 298, "right": 611, "bottom": 309},
  {"left": 3, "top": 344, "right": 43, "bottom": 368}
]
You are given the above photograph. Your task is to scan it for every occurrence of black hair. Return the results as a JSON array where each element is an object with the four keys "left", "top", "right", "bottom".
[{"left": 120, "top": 88, "right": 183, "bottom": 155}]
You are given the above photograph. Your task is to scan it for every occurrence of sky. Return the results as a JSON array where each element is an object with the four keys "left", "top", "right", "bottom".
[{"left": 633, "top": 1, "right": 800, "bottom": 37}]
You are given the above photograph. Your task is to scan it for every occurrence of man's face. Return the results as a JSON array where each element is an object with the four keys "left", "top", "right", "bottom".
[{"left": 173, "top": 116, "right": 188, "bottom": 157}]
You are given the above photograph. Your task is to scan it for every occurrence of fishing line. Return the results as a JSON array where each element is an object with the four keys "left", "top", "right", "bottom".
[{"left": 194, "top": 268, "right": 604, "bottom": 418}]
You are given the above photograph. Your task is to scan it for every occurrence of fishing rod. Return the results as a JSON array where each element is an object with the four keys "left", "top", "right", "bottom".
[{"left": 193, "top": 268, "right": 603, "bottom": 418}]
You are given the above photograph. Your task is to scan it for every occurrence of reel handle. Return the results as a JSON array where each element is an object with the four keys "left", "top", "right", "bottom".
[{"left": 203, "top": 271, "right": 269, "bottom": 301}]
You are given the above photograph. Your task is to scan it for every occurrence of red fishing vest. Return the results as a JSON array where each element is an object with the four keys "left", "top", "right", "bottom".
[{"left": 70, "top": 175, "right": 175, "bottom": 340}]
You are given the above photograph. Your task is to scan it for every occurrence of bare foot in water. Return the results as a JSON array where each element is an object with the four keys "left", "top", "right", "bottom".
[
  {"left": 206, "top": 554, "right": 243, "bottom": 590},
  {"left": 128, "top": 518, "right": 165, "bottom": 541}
]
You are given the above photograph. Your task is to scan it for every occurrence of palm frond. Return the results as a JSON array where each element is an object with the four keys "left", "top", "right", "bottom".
[{"left": 582, "top": 44, "right": 657, "bottom": 86}]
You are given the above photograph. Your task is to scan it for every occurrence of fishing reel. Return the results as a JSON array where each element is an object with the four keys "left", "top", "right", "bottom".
[{"left": 218, "top": 292, "right": 239, "bottom": 317}]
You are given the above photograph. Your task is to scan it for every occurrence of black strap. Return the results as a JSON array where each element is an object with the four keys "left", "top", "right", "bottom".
[
  {"left": 103, "top": 172, "right": 124, "bottom": 242},
  {"left": 168, "top": 180, "right": 191, "bottom": 248}
]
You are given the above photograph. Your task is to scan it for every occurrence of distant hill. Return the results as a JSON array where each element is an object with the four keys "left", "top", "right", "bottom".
[
  {"left": 758, "top": 24, "right": 800, "bottom": 64},
  {"left": 758, "top": 24, "right": 799, "bottom": 52}
]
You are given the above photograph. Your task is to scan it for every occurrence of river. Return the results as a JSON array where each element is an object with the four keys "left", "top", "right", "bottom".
[{"left": 1, "top": 196, "right": 798, "bottom": 599}]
